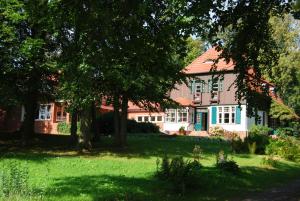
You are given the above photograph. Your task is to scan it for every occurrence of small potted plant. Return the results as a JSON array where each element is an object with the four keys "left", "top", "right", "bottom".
[{"left": 179, "top": 126, "right": 186, "bottom": 135}]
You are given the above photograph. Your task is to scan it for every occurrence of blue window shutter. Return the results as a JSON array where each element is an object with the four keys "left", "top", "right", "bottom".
[
  {"left": 211, "top": 107, "right": 217, "bottom": 124},
  {"left": 236, "top": 106, "right": 241, "bottom": 124}
]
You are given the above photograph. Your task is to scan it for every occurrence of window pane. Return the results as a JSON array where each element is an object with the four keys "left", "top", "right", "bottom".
[
  {"left": 157, "top": 116, "right": 162, "bottom": 122},
  {"left": 137, "top": 116, "right": 142, "bottom": 122},
  {"left": 231, "top": 113, "right": 235, "bottom": 123},
  {"left": 144, "top": 116, "right": 149, "bottom": 122},
  {"left": 224, "top": 107, "right": 229, "bottom": 112},
  {"left": 219, "top": 113, "right": 222, "bottom": 124},
  {"left": 151, "top": 116, "right": 155, "bottom": 122},
  {"left": 224, "top": 113, "right": 229, "bottom": 123}
]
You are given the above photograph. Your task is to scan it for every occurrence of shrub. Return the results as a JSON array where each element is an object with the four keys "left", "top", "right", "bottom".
[
  {"left": 215, "top": 150, "right": 239, "bottom": 174},
  {"left": 244, "top": 125, "right": 271, "bottom": 154},
  {"left": 266, "top": 136, "right": 300, "bottom": 161},
  {"left": 223, "top": 131, "right": 239, "bottom": 141},
  {"left": 231, "top": 137, "right": 247, "bottom": 153},
  {"left": 192, "top": 145, "right": 202, "bottom": 161},
  {"left": 97, "top": 112, "right": 159, "bottom": 135},
  {"left": 249, "top": 125, "right": 272, "bottom": 136},
  {"left": 275, "top": 127, "right": 298, "bottom": 137},
  {"left": 57, "top": 121, "right": 80, "bottom": 134},
  {"left": 0, "top": 161, "right": 43, "bottom": 200},
  {"left": 156, "top": 156, "right": 202, "bottom": 194},
  {"left": 261, "top": 155, "right": 278, "bottom": 167},
  {"left": 248, "top": 142, "right": 257, "bottom": 155},
  {"left": 209, "top": 126, "right": 224, "bottom": 137},
  {"left": 178, "top": 126, "right": 186, "bottom": 135}
]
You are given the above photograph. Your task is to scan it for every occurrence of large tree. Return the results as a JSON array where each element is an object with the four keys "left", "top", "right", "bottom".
[
  {"left": 268, "top": 14, "right": 300, "bottom": 116},
  {"left": 0, "top": 0, "right": 57, "bottom": 142}
]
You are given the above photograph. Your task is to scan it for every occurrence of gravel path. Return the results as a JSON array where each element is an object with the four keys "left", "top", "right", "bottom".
[{"left": 235, "top": 179, "right": 300, "bottom": 201}]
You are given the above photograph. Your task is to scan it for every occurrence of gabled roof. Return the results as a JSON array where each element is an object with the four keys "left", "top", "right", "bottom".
[{"left": 184, "top": 47, "right": 235, "bottom": 74}]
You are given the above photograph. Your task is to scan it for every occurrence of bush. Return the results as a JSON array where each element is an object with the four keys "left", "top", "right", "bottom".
[
  {"left": 156, "top": 156, "right": 202, "bottom": 194},
  {"left": 248, "top": 142, "right": 257, "bottom": 155},
  {"left": 266, "top": 136, "right": 300, "bottom": 161},
  {"left": 261, "top": 155, "right": 278, "bottom": 167},
  {"left": 249, "top": 125, "right": 272, "bottom": 136},
  {"left": 97, "top": 112, "right": 159, "bottom": 135},
  {"left": 178, "top": 126, "right": 186, "bottom": 135},
  {"left": 0, "top": 161, "right": 43, "bottom": 200},
  {"left": 215, "top": 150, "right": 239, "bottom": 174},
  {"left": 57, "top": 121, "right": 81, "bottom": 134},
  {"left": 231, "top": 137, "right": 247, "bottom": 153},
  {"left": 244, "top": 125, "right": 271, "bottom": 154},
  {"left": 275, "top": 127, "right": 298, "bottom": 137},
  {"left": 209, "top": 126, "right": 224, "bottom": 137},
  {"left": 223, "top": 131, "right": 239, "bottom": 141}
]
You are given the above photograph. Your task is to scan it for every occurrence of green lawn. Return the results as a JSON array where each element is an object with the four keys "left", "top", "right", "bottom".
[{"left": 0, "top": 134, "right": 300, "bottom": 201}]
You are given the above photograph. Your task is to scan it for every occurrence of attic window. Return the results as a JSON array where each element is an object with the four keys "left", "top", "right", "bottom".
[{"left": 203, "top": 59, "right": 214, "bottom": 64}]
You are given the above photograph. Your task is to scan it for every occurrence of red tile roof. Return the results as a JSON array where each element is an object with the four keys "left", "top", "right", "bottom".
[
  {"left": 184, "top": 47, "right": 235, "bottom": 74},
  {"left": 173, "top": 97, "right": 194, "bottom": 107}
]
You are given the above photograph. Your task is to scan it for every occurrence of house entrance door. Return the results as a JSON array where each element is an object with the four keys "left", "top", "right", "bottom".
[
  {"left": 194, "top": 109, "right": 208, "bottom": 131},
  {"left": 194, "top": 112, "right": 202, "bottom": 131}
]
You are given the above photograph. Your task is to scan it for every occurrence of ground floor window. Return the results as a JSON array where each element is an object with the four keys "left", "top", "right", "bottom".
[
  {"left": 165, "top": 108, "right": 189, "bottom": 123},
  {"left": 177, "top": 109, "right": 188, "bottom": 122},
  {"left": 36, "top": 104, "right": 52, "bottom": 120},
  {"left": 217, "top": 106, "right": 235, "bottom": 124},
  {"left": 136, "top": 115, "right": 163, "bottom": 123},
  {"left": 56, "top": 105, "right": 67, "bottom": 122}
]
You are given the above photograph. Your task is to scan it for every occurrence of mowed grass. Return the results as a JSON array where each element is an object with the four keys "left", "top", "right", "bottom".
[{"left": 0, "top": 134, "right": 300, "bottom": 201}]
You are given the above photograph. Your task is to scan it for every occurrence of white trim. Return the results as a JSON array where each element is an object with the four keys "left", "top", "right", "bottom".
[{"left": 35, "top": 104, "right": 52, "bottom": 121}]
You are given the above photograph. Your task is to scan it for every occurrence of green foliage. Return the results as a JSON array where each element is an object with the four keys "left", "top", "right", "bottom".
[
  {"left": 268, "top": 15, "right": 300, "bottom": 115},
  {"left": 266, "top": 136, "right": 300, "bottom": 161},
  {"left": 0, "top": 161, "right": 42, "bottom": 200},
  {"left": 275, "top": 127, "right": 299, "bottom": 137},
  {"left": 57, "top": 122, "right": 80, "bottom": 135},
  {"left": 231, "top": 137, "right": 247, "bottom": 153},
  {"left": 178, "top": 126, "right": 186, "bottom": 135},
  {"left": 156, "top": 155, "right": 202, "bottom": 194},
  {"left": 244, "top": 125, "right": 271, "bottom": 154},
  {"left": 248, "top": 142, "right": 257, "bottom": 155},
  {"left": 97, "top": 112, "right": 159, "bottom": 135},
  {"left": 183, "top": 37, "right": 205, "bottom": 66},
  {"left": 261, "top": 155, "right": 278, "bottom": 167},
  {"left": 249, "top": 125, "right": 272, "bottom": 136},
  {"left": 215, "top": 150, "right": 239, "bottom": 174},
  {"left": 192, "top": 145, "right": 202, "bottom": 162},
  {"left": 270, "top": 100, "right": 299, "bottom": 123}
]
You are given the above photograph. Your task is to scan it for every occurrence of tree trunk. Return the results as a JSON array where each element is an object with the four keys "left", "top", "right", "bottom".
[
  {"left": 120, "top": 94, "right": 128, "bottom": 147},
  {"left": 70, "top": 109, "right": 78, "bottom": 145},
  {"left": 79, "top": 105, "right": 93, "bottom": 150},
  {"left": 22, "top": 94, "right": 37, "bottom": 144},
  {"left": 91, "top": 101, "right": 99, "bottom": 142},
  {"left": 113, "top": 94, "right": 121, "bottom": 146}
]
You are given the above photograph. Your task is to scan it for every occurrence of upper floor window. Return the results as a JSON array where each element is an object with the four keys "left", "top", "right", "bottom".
[
  {"left": 36, "top": 104, "right": 52, "bottom": 120},
  {"left": 217, "top": 106, "right": 235, "bottom": 124},
  {"left": 208, "top": 78, "right": 223, "bottom": 92},
  {"left": 195, "top": 80, "right": 205, "bottom": 93}
]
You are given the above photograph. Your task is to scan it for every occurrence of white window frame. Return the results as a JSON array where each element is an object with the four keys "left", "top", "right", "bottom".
[
  {"left": 217, "top": 106, "right": 236, "bottom": 124},
  {"left": 177, "top": 109, "right": 188, "bottom": 122},
  {"left": 36, "top": 104, "right": 52, "bottom": 121},
  {"left": 165, "top": 109, "right": 176, "bottom": 123}
]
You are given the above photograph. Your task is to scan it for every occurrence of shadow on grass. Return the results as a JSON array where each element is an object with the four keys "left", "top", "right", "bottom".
[
  {"left": 0, "top": 133, "right": 231, "bottom": 160},
  {"left": 41, "top": 162, "right": 300, "bottom": 201},
  {"left": 44, "top": 174, "right": 165, "bottom": 201}
]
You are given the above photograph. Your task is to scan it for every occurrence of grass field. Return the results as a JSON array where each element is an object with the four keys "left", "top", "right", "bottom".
[{"left": 0, "top": 134, "right": 300, "bottom": 201}]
